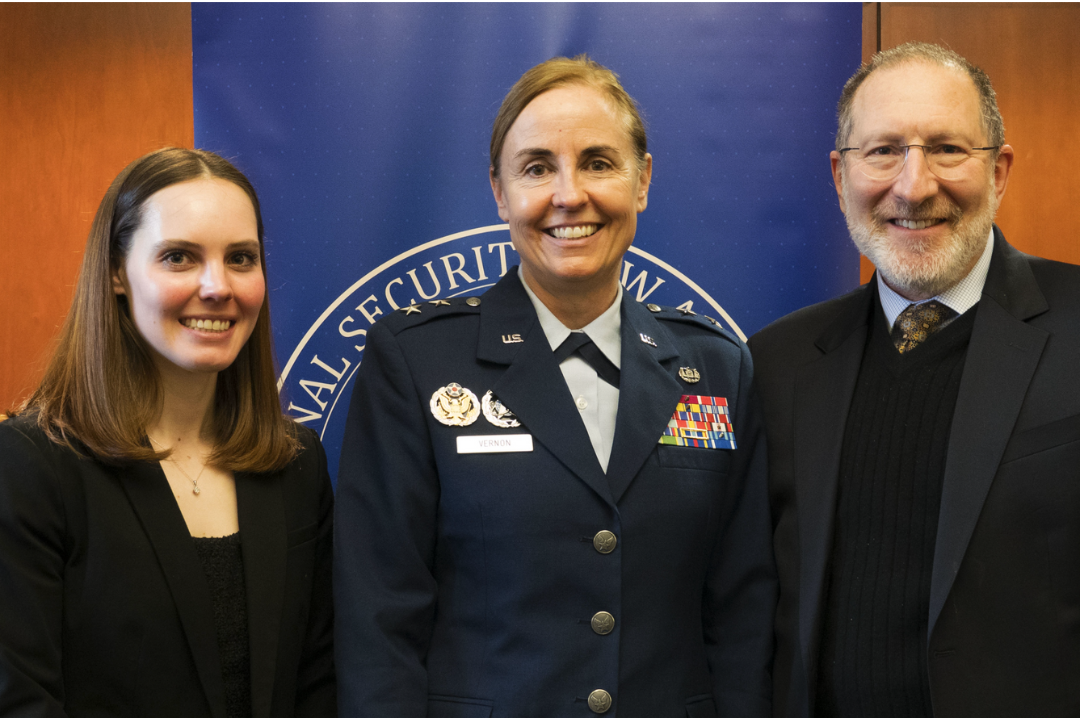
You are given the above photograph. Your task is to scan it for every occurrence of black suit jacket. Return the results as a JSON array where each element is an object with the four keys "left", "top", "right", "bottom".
[
  {"left": 749, "top": 228, "right": 1080, "bottom": 716},
  {"left": 0, "top": 417, "right": 335, "bottom": 717},
  {"left": 335, "top": 269, "right": 776, "bottom": 717}
]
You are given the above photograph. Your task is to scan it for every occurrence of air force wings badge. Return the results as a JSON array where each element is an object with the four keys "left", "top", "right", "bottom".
[{"left": 430, "top": 382, "right": 480, "bottom": 426}]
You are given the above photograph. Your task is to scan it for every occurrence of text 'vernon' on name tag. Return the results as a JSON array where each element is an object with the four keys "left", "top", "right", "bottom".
[{"left": 456, "top": 434, "right": 534, "bottom": 454}]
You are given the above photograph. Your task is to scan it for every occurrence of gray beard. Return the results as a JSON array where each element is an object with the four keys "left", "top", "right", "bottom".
[{"left": 845, "top": 190, "right": 996, "bottom": 300}]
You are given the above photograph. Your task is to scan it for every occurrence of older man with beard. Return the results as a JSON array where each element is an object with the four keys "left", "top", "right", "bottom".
[{"left": 750, "top": 42, "right": 1080, "bottom": 717}]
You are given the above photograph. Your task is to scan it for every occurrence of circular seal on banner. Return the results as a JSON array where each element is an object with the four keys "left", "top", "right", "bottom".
[{"left": 275, "top": 224, "right": 745, "bottom": 475}]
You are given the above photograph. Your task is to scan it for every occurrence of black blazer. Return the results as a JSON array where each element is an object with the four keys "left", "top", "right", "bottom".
[
  {"left": 749, "top": 228, "right": 1080, "bottom": 716},
  {"left": 335, "top": 269, "right": 776, "bottom": 717},
  {"left": 0, "top": 416, "right": 335, "bottom": 717}
]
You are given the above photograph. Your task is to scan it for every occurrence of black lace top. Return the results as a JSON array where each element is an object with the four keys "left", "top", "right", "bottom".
[{"left": 191, "top": 532, "right": 252, "bottom": 718}]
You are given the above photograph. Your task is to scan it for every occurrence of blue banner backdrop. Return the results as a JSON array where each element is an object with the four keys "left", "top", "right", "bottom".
[{"left": 192, "top": 2, "right": 862, "bottom": 483}]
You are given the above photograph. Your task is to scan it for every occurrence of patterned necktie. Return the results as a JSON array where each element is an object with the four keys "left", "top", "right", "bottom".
[
  {"left": 891, "top": 300, "right": 959, "bottom": 353},
  {"left": 554, "top": 332, "right": 621, "bottom": 388}
]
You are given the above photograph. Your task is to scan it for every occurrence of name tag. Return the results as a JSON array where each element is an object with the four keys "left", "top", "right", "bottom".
[{"left": 457, "top": 434, "right": 534, "bottom": 454}]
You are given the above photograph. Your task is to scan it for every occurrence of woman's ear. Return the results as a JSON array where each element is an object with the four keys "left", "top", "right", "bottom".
[
  {"left": 490, "top": 167, "right": 509, "bottom": 222},
  {"left": 112, "top": 267, "right": 127, "bottom": 296}
]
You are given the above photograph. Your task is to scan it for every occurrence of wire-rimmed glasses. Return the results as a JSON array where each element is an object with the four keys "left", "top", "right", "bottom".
[{"left": 838, "top": 143, "right": 1000, "bottom": 181}]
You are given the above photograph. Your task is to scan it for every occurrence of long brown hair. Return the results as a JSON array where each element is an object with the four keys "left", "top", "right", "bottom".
[{"left": 22, "top": 147, "right": 298, "bottom": 472}]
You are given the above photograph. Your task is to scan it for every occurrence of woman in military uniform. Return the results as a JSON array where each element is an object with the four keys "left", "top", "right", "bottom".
[{"left": 335, "top": 56, "right": 775, "bottom": 717}]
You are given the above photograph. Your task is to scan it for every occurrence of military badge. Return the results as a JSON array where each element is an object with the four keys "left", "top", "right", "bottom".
[
  {"left": 430, "top": 382, "right": 480, "bottom": 426},
  {"left": 481, "top": 390, "right": 521, "bottom": 428},
  {"left": 659, "top": 395, "right": 736, "bottom": 449},
  {"left": 678, "top": 367, "right": 700, "bottom": 383}
]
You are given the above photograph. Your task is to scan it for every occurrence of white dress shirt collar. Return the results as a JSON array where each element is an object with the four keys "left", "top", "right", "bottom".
[{"left": 518, "top": 268, "right": 623, "bottom": 368}]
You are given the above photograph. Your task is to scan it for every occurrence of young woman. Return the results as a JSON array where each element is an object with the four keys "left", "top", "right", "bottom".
[{"left": 0, "top": 148, "right": 335, "bottom": 716}]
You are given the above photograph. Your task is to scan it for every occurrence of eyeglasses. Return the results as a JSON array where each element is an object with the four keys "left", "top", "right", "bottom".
[{"left": 838, "top": 143, "right": 1000, "bottom": 181}]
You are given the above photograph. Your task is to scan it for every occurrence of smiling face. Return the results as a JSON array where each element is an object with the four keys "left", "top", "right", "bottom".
[
  {"left": 831, "top": 61, "right": 1013, "bottom": 300},
  {"left": 491, "top": 83, "right": 651, "bottom": 305},
  {"left": 113, "top": 178, "right": 266, "bottom": 377}
]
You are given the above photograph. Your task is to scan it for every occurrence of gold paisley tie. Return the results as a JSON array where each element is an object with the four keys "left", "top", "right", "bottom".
[{"left": 891, "top": 301, "right": 959, "bottom": 353}]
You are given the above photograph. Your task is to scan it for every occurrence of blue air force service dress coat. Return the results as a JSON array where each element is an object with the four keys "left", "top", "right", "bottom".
[{"left": 334, "top": 269, "right": 776, "bottom": 717}]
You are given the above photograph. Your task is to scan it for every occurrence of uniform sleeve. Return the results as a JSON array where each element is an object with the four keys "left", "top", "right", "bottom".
[
  {"left": 0, "top": 422, "right": 69, "bottom": 716},
  {"left": 293, "top": 430, "right": 338, "bottom": 716},
  {"left": 334, "top": 322, "right": 440, "bottom": 717},
  {"left": 703, "top": 342, "right": 778, "bottom": 717}
]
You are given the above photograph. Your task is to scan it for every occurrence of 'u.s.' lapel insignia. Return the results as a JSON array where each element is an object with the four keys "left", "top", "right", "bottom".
[
  {"left": 481, "top": 390, "right": 521, "bottom": 428},
  {"left": 678, "top": 367, "right": 701, "bottom": 383},
  {"left": 430, "top": 382, "right": 480, "bottom": 426}
]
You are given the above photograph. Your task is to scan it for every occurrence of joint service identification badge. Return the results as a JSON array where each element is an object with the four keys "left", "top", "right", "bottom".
[{"left": 659, "top": 395, "right": 736, "bottom": 449}]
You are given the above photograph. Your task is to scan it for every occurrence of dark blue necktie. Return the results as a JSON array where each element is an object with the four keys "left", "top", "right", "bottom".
[{"left": 554, "top": 332, "right": 621, "bottom": 389}]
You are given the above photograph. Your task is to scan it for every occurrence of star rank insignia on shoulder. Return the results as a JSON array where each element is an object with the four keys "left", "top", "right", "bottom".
[
  {"left": 381, "top": 296, "right": 483, "bottom": 335},
  {"left": 641, "top": 300, "right": 739, "bottom": 346}
]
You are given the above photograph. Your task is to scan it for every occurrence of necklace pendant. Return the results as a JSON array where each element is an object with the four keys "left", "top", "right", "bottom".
[{"left": 192, "top": 485, "right": 201, "bottom": 495}]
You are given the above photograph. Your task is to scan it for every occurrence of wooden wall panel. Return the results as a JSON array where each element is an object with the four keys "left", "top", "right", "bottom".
[
  {"left": 0, "top": 3, "right": 193, "bottom": 411},
  {"left": 861, "top": 2, "right": 1080, "bottom": 283}
]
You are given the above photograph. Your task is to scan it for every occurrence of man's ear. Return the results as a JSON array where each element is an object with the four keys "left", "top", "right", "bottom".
[
  {"left": 830, "top": 150, "right": 847, "bottom": 215},
  {"left": 993, "top": 144, "right": 1015, "bottom": 204},
  {"left": 489, "top": 167, "right": 509, "bottom": 222}
]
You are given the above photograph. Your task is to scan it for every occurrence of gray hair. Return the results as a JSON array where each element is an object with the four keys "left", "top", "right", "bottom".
[{"left": 835, "top": 42, "right": 1005, "bottom": 153}]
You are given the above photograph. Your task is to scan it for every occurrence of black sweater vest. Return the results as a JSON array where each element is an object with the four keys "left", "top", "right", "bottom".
[{"left": 815, "top": 303, "right": 976, "bottom": 717}]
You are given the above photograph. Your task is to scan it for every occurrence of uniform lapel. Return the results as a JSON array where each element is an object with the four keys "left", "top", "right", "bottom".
[
  {"left": 606, "top": 298, "right": 681, "bottom": 504},
  {"left": 236, "top": 471, "right": 287, "bottom": 717},
  {"left": 478, "top": 272, "right": 613, "bottom": 505},
  {"left": 792, "top": 284, "right": 873, "bottom": 682},
  {"left": 118, "top": 462, "right": 228, "bottom": 717},
  {"left": 928, "top": 231, "right": 1049, "bottom": 636}
]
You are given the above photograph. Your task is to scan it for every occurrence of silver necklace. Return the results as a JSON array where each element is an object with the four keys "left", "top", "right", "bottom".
[{"left": 147, "top": 433, "right": 206, "bottom": 495}]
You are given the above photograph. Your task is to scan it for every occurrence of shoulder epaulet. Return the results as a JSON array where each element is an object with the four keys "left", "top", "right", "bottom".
[
  {"left": 641, "top": 302, "right": 742, "bottom": 346},
  {"left": 378, "top": 296, "right": 482, "bottom": 334}
]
